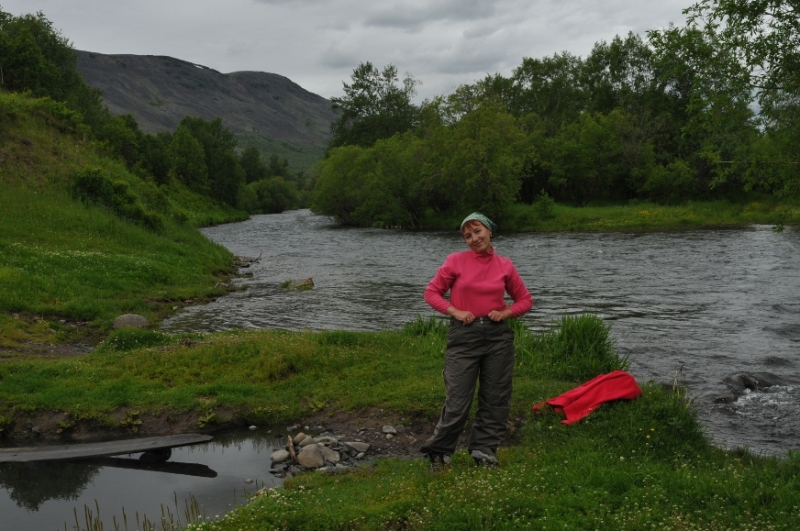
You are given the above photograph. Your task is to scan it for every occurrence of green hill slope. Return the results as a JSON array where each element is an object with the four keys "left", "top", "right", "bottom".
[{"left": 0, "top": 92, "right": 246, "bottom": 351}]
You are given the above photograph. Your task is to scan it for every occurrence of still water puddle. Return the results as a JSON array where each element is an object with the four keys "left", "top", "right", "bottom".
[{"left": 0, "top": 429, "right": 283, "bottom": 531}]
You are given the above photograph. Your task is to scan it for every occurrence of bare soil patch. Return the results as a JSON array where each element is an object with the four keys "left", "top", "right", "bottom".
[{"left": 1, "top": 407, "right": 527, "bottom": 461}]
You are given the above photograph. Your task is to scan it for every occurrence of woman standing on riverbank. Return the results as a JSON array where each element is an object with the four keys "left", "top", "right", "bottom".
[{"left": 421, "top": 212, "right": 532, "bottom": 470}]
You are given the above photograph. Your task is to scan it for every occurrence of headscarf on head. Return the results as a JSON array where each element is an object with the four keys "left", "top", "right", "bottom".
[{"left": 460, "top": 212, "right": 497, "bottom": 234}]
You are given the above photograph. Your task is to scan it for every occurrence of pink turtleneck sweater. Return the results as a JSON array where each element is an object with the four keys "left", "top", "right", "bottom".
[{"left": 424, "top": 248, "right": 533, "bottom": 318}]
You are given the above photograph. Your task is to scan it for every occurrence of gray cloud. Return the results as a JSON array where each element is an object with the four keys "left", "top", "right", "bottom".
[
  {"left": 364, "top": 0, "right": 497, "bottom": 30},
  {"left": 2, "top": 0, "right": 689, "bottom": 101}
]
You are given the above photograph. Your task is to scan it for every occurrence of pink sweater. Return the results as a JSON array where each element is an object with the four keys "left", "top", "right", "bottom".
[{"left": 424, "top": 248, "right": 533, "bottom": 318}]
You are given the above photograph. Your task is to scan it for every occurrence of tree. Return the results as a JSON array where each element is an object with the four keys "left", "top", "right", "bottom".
[
  {"left": 683, "top": 0, "right": 800, "bottom": 196},
  {"left": 0, "top": 9, "right": 104, "bottom": 125},
  {"left": 169, "top": 126, "right": 208, "bottom": 193},
  {"left": 239, "top": 146, "right": 268, "bottom": 183},
  {"left": 507, "top": 52, "right": 586, "bottom": 132},
  {"left": 329, "top": 62, "right": 419, "bottom": 149},
  {"left": 265, "top": 154, "right": 290, "bottom": 178},
  {"left": 177, "top": 116, "right": 243, "bottom": 206}
]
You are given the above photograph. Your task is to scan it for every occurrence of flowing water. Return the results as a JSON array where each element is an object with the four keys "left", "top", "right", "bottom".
[{"left": 3, "top": 209, "right": 798, "bottom": 529}]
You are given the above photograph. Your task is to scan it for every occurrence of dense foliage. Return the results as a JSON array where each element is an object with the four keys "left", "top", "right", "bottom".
[
  {"left": 313, "top": 0, "right": 800, "bottom": 227},
  {"left": 0, "top": 7, "right": 303, "bottom": 215}
]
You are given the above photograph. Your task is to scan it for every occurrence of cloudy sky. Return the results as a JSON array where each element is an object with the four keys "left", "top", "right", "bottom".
[{"left": 4, "top": 0, "right": 691, "bottom": 101}]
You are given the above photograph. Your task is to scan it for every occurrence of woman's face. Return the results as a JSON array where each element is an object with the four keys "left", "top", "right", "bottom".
[{"left": 462, "top": 221, "right": 492, "bottom": 253}]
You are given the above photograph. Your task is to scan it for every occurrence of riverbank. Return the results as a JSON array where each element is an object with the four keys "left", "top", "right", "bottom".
[
  {"left": 421, "top": 197, "right": 800, "bottom": 232},
  {"left": 3, "top": 318, "right": 800, "bottom": 530}
]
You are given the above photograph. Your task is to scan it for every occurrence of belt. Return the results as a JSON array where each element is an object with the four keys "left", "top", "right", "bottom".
[{"left": 451, "top": 316, "right": 500, "bottom": 324}]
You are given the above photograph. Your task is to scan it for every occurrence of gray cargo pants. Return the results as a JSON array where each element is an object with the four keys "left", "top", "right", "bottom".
[{"left": 420, "top": 317, "right": 515, "bottom": 457}]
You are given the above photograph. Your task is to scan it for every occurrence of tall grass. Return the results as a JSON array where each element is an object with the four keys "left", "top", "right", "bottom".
[{"left": 513, "top": 314, "right": 628, "bottom": 381}]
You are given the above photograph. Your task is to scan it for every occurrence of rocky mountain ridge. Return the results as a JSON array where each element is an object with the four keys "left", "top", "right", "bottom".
[{"left": 76, "top": 51, "right": 337, "bottom": 168}]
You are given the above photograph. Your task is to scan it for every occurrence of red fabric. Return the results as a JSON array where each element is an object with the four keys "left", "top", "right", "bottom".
[{"left": 533, "top": 370, "right": 642, "bottom": 424}]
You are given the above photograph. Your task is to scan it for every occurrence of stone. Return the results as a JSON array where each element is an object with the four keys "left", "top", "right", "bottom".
[
  {"left": 356, "top": 452, "right": 366, "bottom": 460},
  {"left": 249, "top": 425, "right": 257, "bottom": 431},
  {"left": 297, "top": 444, "right": 325, "bottom": 469},
  {"left": 316, "top": 436, "right": 338, "bottom": 445},
  {"left": 293, "top": 432, "right": 307, "bottom": 445},
  {"left": 395, "top": 425, "right": 406, "bottom": 434},
  {"left": 299, "top": 436, "right": 318, "bottom": 448},
  {"left": 382, "top": 425, "right": 397, "bottom": 435},
  {"left": 280, "top": 278, "right": 314, "bottom": 291},
  {"left": 714, "top": 393, "right": 737, "bottom": 404},
  {"left": 319, "top": 446, "right": 340, "bottom": 464},
  {"left": 112, "top": 314, "right": 150, "bottom": 329},
  {"left": 386, "top": 434, "right": 394, "bottom": 440},
  {"left": 343, "top": 441, "right": 370, "bottom": 454},
  {"left": 270, "top": 449, "right": 290, "bottom": 464}
]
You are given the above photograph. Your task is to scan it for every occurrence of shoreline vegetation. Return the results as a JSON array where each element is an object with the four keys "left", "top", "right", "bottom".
[{"left": 419, "top": 198, "right": 799, "bottom": 233}]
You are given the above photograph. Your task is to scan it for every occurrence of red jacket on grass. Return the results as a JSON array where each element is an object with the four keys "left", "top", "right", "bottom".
[{"left": 533, "top": 370, "right": 642, "bottom": 424}]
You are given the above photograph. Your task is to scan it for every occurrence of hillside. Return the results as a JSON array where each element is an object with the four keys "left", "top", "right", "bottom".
[
  {"left": 0, "top": 92, "right": 245, "bottom": 350},
  {"left": 76, "top": 51, "right": 337, "bottom": 170}
]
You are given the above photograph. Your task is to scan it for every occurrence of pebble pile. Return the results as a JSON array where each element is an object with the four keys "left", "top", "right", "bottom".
[{"left": 270, "top": 423, "right": 410, "bottom": 476}]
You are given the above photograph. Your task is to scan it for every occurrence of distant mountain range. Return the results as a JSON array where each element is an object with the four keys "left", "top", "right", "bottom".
[{"left": 76, "top": 51, "right": 337, "bottom": 171}]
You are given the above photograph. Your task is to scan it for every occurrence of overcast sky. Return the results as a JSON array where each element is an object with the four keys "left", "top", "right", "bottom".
[{"left": 4, "top": 0, "right": 691, "bottom": 101}]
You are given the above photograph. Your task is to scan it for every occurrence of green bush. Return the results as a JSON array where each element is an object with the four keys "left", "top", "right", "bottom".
[
  {"left": 532, "top": 189, "right": 556, "bottom": 220},
  {"left": 71, "top": 167, "right": 163, "bottom": 231},
  {"left": 97, "top": 329, "right": 173, "bottom": 352}
]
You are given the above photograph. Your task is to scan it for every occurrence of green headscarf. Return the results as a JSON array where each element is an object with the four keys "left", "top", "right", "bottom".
[{"left": 460, "top": 212, "right": 497, "bottom": 234}]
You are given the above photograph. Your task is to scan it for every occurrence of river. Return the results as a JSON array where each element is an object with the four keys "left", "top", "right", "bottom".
[{"left": 162, "top": 209, "right": 800, "bottom": 456}]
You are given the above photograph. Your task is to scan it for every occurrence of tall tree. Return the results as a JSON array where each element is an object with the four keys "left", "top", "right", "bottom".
[
  {"left": 0, "top": 9, "right": 105, "bottom": 126},
  {"left": 329, "top": 62, "right": 419, "bottom": 149},
  {"left": 177, "top": 116, "right": 243, "bottom": 206}
]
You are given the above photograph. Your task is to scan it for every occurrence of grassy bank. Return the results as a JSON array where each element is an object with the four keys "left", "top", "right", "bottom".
[
  {"left": 2, "top": 317, "right": 799, "bottom": 530},
  {"left": 0, "top": 93, "right": 247, "bottom": 347},
  {"left": 422, "top": 198, "right": 800, "bottom": 232}
]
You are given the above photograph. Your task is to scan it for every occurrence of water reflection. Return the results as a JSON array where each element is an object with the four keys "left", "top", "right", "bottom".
[
  {"left": 0, "top": 430, "right": 282, "bottom": 531},
  {"left": 0, "top": 461, "right": 100, "bottom": 511}
]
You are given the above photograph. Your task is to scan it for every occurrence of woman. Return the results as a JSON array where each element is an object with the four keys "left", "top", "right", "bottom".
[{"left": 421, "top": 212, "right": 532, "bottom": 470}]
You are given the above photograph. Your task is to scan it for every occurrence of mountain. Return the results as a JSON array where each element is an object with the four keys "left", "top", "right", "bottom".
[{"left": 75, "top": 51, "right": 337, "bottom": 171}]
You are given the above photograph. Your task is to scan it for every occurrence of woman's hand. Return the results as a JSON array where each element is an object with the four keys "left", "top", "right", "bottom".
[
  {"left": 447, "top": 307, "right": 476, "bottom": 325},
  {"left": 488, "top": 308, "right": 513, "bottom": 322}
]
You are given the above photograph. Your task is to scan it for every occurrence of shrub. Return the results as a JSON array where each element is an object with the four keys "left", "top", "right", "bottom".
[
  {"left": 532, "top": 189, "right": 556, "bottom": 220},
  {"left": 97, "top": 329, "right": 173, "bottom": 352},
  {"left": 71, "top": 167, "right": 163, "bottom": 231}
]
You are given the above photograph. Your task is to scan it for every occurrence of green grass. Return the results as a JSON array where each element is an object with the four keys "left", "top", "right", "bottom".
[
  {"left": 0, "top": 92, "right": 246, "bottom": 341},
  {"left": 421, "top": 198, "right": 800, "bottom": 232},
  {"left": 0, "top": 315, "right": 624, "bottom": 427}
]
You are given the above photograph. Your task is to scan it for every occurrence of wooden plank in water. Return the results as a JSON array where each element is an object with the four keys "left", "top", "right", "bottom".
[{"left": 0, "top": 434, "right": 214, "bottom": 462}]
